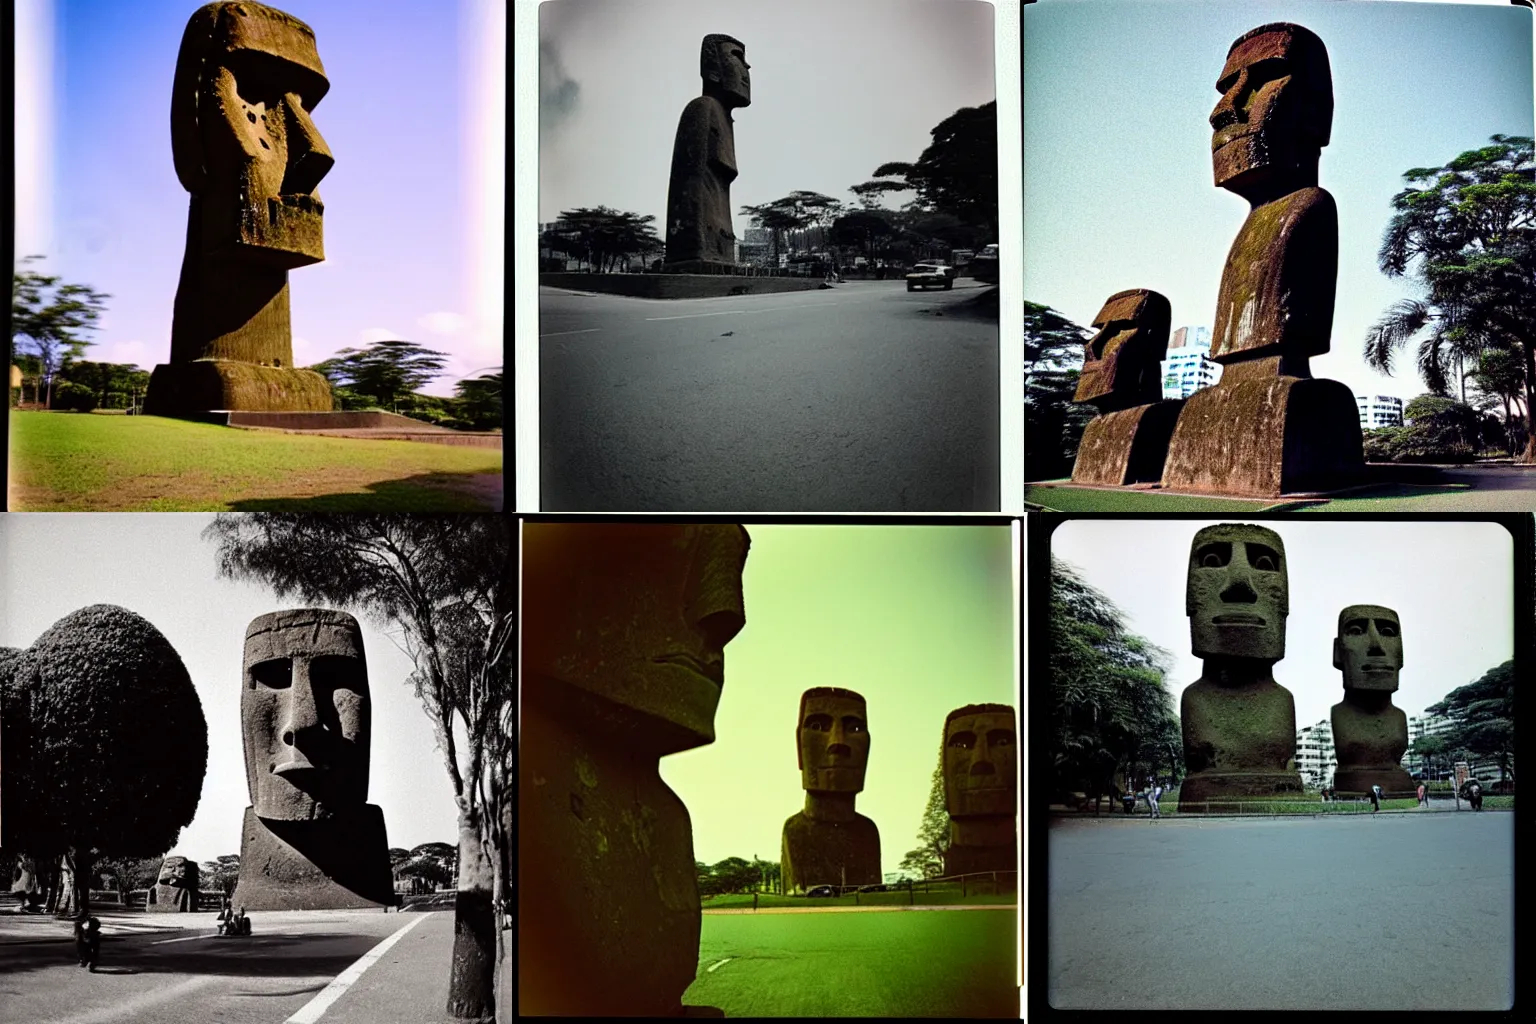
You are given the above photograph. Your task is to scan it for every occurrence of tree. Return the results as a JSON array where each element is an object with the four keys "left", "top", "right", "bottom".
[
  {"left": 12, "top": 256, "right": 112, "bottom": 409},
  {"left": 453, "top": 371, "right": 502, "bottom": 431},
  {"left": 204, "top": 515, "right": 512, "bottom": 1021},
  {"left": 311, "top": 340, "right": 449, "bottom": 413},
  {"left": 9, "top": 606, "right": 207, "bottom": 919},
  {"left": 863, "top": 102, "right": 998, "bottom": 241},
  {"left": 1364, "top": 136, "right": 1536, "bottom": 460},
  {"left": 57, "top": 360, "right": 150, "bottom": 411},
  {"left": 1050, "top": 558, "right": 1178, "bottom": 810},
  {"left": 740, "top": 197, "right": 811, "bottom": 264},
  {"left": 1428, "top": 661, "right": 1515, "bottom": 783},
  {"left": 828, "top": 210, "right": 896, "bottom": 262},
  {"left": 544, "top": 207, "right": 663, "bottom": 273},
  {"left": 200, "top": 854, "right": 241, "bottom": 896},
  {"left": 1025, "top": 302, "right": 1095, "bottom": 480},
  {"left": 1467, "top": 347, "right": 1528, "bottom": 453}
]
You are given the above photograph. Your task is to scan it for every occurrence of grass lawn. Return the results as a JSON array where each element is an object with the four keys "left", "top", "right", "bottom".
[
  {"left": 703, "top": 888, "right": 1015, "bottom": 910},
  {"left": 8, "top": 412, "right": 501, "bottom": 511},
  {"left": 684, "top": 908, "right": 1017, "bottom": 1017},
  {"left": 1025, "top": 484, "right": 1275, "bottom": 512}
]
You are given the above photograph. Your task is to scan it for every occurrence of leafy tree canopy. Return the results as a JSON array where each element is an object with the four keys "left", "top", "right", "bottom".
[
  {"left": 867, "top": 102, "right": 998, "bottom": 239},
  {"left": 311, "top": 339, "right": 449, "bottom": 411},
  {"left": 12, "top": 255, "right": 112, "bottom": 407}
]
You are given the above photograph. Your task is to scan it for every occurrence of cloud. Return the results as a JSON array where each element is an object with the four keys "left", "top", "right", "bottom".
[
  {"left": 291, "top": 335, "right": 329, "bottom": 367},
  {"left": 417, "top": 311, "right": 467, "bottom": 336},
  {"left": 539, "top": 39, "right": 580, "bottom": 140},
  {"left": 358, "top": 327, "right": 399, "bottom": 345}
]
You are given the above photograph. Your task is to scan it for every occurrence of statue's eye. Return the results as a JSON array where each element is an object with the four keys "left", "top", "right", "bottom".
[
  {"left": 1196, "top": 542, "right": 1230, "bottom": 568},
  {"left": 252, "top": 658, "right": 291, "bottom": 689},
  {"left": 1345, "top": 624, "right": 1366, "bottom": 636},
  {"left": 844, "top": 717, "right": 866, "bottom": 735},
  {"left": 990, "top": 730, "right": 1016, "bottom": 747},
  {"left": 948, "top": 731, "right": 976, "bottom": 750},
  {"left": 804, "top": 714, "right": 831, "bottom": 732},
  {"left": 1378, "top": 622, "right": 1398, "bottom": 637},
  {"left": 1247, "top": 544, "right": 1281, "bottom": 572}
]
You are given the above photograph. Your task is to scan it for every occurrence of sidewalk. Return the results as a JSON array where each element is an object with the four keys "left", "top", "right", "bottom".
[{"left": 0, "top": 907, "right": 207, "bottom": 945}]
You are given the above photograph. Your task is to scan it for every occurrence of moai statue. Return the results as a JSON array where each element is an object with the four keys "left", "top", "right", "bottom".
[
  {"left": 231, "top": 610, "right": 394, "bottom": 910},
  {"left": 519, "top": 524, "right": 750, "bottom": 1017},
  {"left": 664, "top": 34, "right": 750, "bottom": 270},
  {"left": 941, "top": 704, "right": 1017, "bottom": 877},
  {"left": 781, "top": 688, "right": 881, "bottom": 893},
  {"left": 1178, "top": 524, "right": 1305, "bottom": 807},
  {"left": 1069, "top": 289, "right": 1185, "bottom": 486},
  {"left": 149, "top": 855, "right": 199, "bottom": 912},
  {"left": 143, "top": 2, "right": 335, "bottom": 416},
  {"left": 1330, "top": 605, "right": 1415, "bottom": 796},
  {"left": 1161, "top": 23, "right": 1363, "bottom": 496}
]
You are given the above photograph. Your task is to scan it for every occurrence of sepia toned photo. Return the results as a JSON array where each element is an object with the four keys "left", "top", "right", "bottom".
[{"left": 536, "top": 0, "right": 1000, "bottom": 512}]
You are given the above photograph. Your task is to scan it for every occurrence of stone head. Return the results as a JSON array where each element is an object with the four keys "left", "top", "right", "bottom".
[
  {"left": 796, "top": 687, "right": 869, "bottom": 794},
  {"left": 1210, "top": 23, "right": 1332, "bottom": 198},
  {"left": 241, "top": 609, "right": 370, "bottom": 820},
  {"left": 158, "top": 856, "right": 197, "bottom": 889},
  {"left": 943, "top": 703, "right": 1017, "bottom": 818},
  {"left": 522, "top": 524, "right": 750, "bottom": 756},
  {"left": 1073, "top": 289, "right": 1172, "bottom": 412},
  {"left": 1186, "top": 523, "right": 1288, "bottom": 661},
  {"left": 1333, "top": 604, "right": 1402, "bottom": 692},
  {"left": 172, "top": 2, "right": 333, "bottom": 266},
  {"left": 701, "top": 33, "right": 750, "bottom": 109}
]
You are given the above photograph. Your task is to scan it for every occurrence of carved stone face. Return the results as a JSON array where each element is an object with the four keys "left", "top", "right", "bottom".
[
  {"left": 943, "top": 706, "right": 1017, "bottom": 818},
  {"left": 1186, "top": 524, "right": 1288, "bottom": 660},
  {"left": 1333, "top": 604, "right": 1402, "bottom": 691},
  {"left": 1209, "top": 23, "right": 1332, "bottom": 197},
  {"left": 241, "top": 609, "right": 370, "bottom": 820},
  {"left": 173, "top": 3, "right": 334, "bottom": 266},
  {"left": 702, "top": 34, "right": 751, "bottom": 108},
  {"left": 1073, "top": 289, "right": 1172, "bottom": 412},
  {"left": 796, "top": 689, "right": 869, "bottom": 793},
  {"left": 158, "top": 856, "right": 197, "bottom": 888},
  {"left": 522, "top": 524, "right": 750, "bottom": 755}
]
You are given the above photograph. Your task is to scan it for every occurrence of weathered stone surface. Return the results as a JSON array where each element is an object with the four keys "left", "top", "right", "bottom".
[
  {"left": 233, "top": 609, "right": 391, "bottom": 909},
  {"left": 1074, "top": 289, "right": 1172, "bottom": 412},
  {"left": 1330, "top": 604, "right": 1414, "bottom": 795},
  {"left": 782, "top": 688, "right": 880, "bottom": 892},
  {"left": 664, "top": 35, "right": 750, "bottom": 267},
  {"left": 941, "top": 704, "right": 1016, "bottom": 877},
  {"left": 149, "top": 855, "right": 199, "bottom": 912},
  {"left": 143, "top": 360, "right": 332, "bottom": 415},
  {"left": 1070, "top": 400, "right": 1185, "bottom": 486},
  {"left": 1160, "top": 375, "right": 1362, "bottom": 496},
  {"left": 1161, "top": 23, "right": 1362, "bottom": 495},
  {"left": 145, "top": 2, "right": 334, "bottom": 415},
  {"left": 519, "top": 524, "right": 750, "bottom": 1017},
  {"left": 1178, "top": 525, "right": 1304, "bottom": 808}
]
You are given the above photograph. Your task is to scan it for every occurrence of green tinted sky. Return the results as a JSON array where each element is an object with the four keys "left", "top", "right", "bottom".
[{"left": 660, "top": 525, "right": 1018, "bottom": 878}]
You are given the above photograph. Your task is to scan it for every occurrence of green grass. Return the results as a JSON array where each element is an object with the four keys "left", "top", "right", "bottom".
[
  {"left": 703, "top": 888, "right": 1015, "bottom": 910},
  {"left": 1025, "top": 484, "right": 1275, "bottom": 512},
  {"left": 684, "top": 907, "right": 1017, "bottom": 1017},
  {"left": 9, "top": 412, "right": 500, "bottom": 511}
]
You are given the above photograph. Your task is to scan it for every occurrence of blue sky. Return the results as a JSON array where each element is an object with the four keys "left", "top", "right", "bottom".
[
  {"left": 1023, "top": 0, "right": 1535, "bottom": 403},
  {"left": 14, "top": 0, "right": 505, "bottom": 396}
]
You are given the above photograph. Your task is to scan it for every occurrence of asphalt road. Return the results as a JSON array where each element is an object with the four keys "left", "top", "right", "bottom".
[
  {"left": 0, "top": 908, "right": 510, "bottom": 1024},
  {"left": 538, "top": 279, "right": 1001, "bottom": 511},
  {"left": 1045, "top": 812, "right": 1514, "bottom": 1010}
]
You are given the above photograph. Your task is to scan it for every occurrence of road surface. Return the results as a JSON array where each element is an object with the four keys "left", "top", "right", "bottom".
[{"left": 538, "top": 279, "right": 1001, "bottom": 511}]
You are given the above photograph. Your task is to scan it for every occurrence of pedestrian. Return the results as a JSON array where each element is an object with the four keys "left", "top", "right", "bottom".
[
  {"left": 1417, "top": 782, "right": 1426, "bottom": 807},
  {"left": 1148, "top": 782, "right": 1162, "bottom": 819},
  {"left": 1468, "top": 779, "right": 1483, "bottom": 811},
  {"left": 73, "top": 912, "right": 101, "bottom": 971},
  {"left": 1121, "top": 787, "right": 1135, "bottom": 815},
  {"left": 1369, "top": 784, "right": 1382, "bottom": 812}
]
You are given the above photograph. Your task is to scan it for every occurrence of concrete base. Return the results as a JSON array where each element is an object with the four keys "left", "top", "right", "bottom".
[
  {"left": 942, "top": 841, "right": 1017, "bottom": 877},
  {"left": 143, "top": 360, "right": 332, "bottom": 416},
  {"left": 1333, "top": 766, "right": 1416, "bottom": 797},
  {"left": 231, "top": 806, "right": 393, "bottom": 910},
  {"left": 1176, "top": 771, "right": 1306, "bottom": 810},
  {"left": 1161, "top": 375, "right": 1364, "bottom": 497},
  {"left": 1070, "top": 400, "right": 1185, "bottom": 486},
  {"left": 540, "top": 272, "right": 823, "bottom": 299},
  {"left": 147, "top": 887, "right": 196, "bottom": 912}
]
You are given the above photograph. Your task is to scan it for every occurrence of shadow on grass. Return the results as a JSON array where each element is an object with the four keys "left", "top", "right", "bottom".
[
  {"left": 0, "top": 931, "right": 372, "bottom": 979},
  {"left": 226, "top": 472, "right": 499, "bottom": 511}
]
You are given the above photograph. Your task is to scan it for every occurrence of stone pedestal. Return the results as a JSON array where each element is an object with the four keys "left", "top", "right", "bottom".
[
  {"left": 1331, "top": 699, "right": 1414, "bottom": 797},
  {"left": 1071, "top": 400, "right": 1185, "bottom": 485},
  {"left": 1332, "top": 767, "right": 1415, "bottom": 798},
  {"left": 942, "top": 841, "right": 1017, "bottom": 877},
  {"left": 147, "top": 885, "right": 195, "bottom": 912},
  {"left": 232, "top": 806, "right": 393, "bottom": 910},
  {"left": 1179, "top": 676, "right": 1304, "bottom": 811},
  {"left": 1161, "top": 375, "right": 1363, "bottom": 496},
  {"left": 780, "top": 812, "right": 880, "bottom": 892},
  {"left": 144, "top": 360, "right": 332, "bottom": 416},
  {"left": 1178, "top": 771, "right": 1305, "bottom": 804}
]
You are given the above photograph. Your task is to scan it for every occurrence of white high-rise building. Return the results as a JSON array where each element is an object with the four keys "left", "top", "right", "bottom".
[
  {"left": 1295, "top": 718, "right": 1337, "bottom": 790},
  {"left": 1356, "top": 394, "right": 1404, "bottom": 428},
  {"left": 1161, "top": 326, "right": 1222, "bottom": 399}
]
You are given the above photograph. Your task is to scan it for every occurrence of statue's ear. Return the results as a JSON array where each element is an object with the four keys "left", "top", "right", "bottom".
[{"left": 1332, "top": 637, "right": 1342, "bottom": 670}]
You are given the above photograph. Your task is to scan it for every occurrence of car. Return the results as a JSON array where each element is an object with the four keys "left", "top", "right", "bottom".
[
  {"left": 805, "top": 885, "right": 837, "bottom": 898},
  {"left": 906, "top": 263, "right": 954, "bottom": 291},
  {"left": 970, "top": 243, "right": 999, "bottom": 284},
  {"left": 857, "top": 884, "right": 888, "bottom": 893},
  {"left": 950, "top": 248, "right": 975, "bottom": 266}
]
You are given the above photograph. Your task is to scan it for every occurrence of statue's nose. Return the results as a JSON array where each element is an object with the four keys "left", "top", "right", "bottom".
[
  {"left": 1219, "top": 578, "right": 1259, "bottom": 604},
  {"left": 282, "top": 94, "right": 333, "bottom": 195}
]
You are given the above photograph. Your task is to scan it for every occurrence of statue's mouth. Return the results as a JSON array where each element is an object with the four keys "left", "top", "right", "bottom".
[
  {"left": 272, "top": 756, "right": 320, "bottom": 776},
  {"left": 1212, "top": 126, "right": 1259, "bottom": 152},
  {"left": 1213, "top": 612, "right": 1266, "bottom": 625}
]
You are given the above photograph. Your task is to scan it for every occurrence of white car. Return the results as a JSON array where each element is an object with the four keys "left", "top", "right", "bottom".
[{"left": 906, "top": 262, "right": 955, "bottom": 291}]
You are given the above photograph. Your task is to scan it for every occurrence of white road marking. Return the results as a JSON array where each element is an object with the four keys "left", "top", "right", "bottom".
[
  {"left": 706, "top": 958, "right": 733, "bottom": 973},
  {"left": 539, "top": 328, "right": 602, "bottom": 337},
  {"left": 150, "top": 934, "right": 208, "bottom": 945},
  {"left": 643, "top": 310, "right": 747, "bottom": 321},
  {"left": 284, "top": 915, "right": 427, "bottom": 1024},
  {"left": 644, "top": 301, "right": 844, "bottom": 322},
  {"left": 47, "top": 975, "right": 220, "bottom": 1024}
]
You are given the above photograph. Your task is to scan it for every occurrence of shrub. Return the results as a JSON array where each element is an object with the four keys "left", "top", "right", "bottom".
[{"left": 52, "top": 381, "right": 98, "bottom": 413}]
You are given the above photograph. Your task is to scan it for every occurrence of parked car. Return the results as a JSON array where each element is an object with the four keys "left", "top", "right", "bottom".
[
  {"left": 805, "top": 885, "right": 837, "bottom": 897},
  {"left": 970, "top": 243, "right": 999, "bottom": 284},
  {"left": 906, "top": 263, "right": 954, "bottom": 291},
  {"left": 950, "top": 248, "right": 975, "bottom": 266}
]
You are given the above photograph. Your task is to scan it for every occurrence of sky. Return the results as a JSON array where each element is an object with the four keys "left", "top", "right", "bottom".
[
  {"left": 12, "top": 0, "right": 505, "bottom": 398},
  {"left": 537, "top": 0, "right": 997, "bottom": 229},
  {"left": 0, "top": 514, "right": 462, "bottom": 867},
  {"left": 1023, "top": 0, "right": 1536, "bottom": 403},
  {"left": 1049, "top": 519, "right": 1516, "bottom": 736},
  {"left": 657, "top": 524, "right": 1018, "bottom": 879}
]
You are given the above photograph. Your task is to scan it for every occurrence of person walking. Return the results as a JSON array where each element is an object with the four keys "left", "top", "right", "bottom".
[
  {"left": 73, "top": 912, "right": 101, "bottom": 971},
  {"left": 1417, "top": 782, "right": 1427, "bottom": 807},
  {"left": 1147, "top": 782, "right": 1162, "bottom": 819},
  {"left": 1369, "top": 784, "right": 1383, "bottom": 812}
]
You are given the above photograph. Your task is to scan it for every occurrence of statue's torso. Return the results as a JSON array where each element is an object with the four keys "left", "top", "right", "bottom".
[
  {"left": 781, "top": 811, "right": 880, "bottom": 891},
  {"left": 1181, "top": 676, "right": 1297, "bottom": 774},
  {"left": 1330, "top": 699, "right": 1408, "bottom": 769},
  {"left": 665, "top": 96, "right": 738, "bottom": 264}
]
